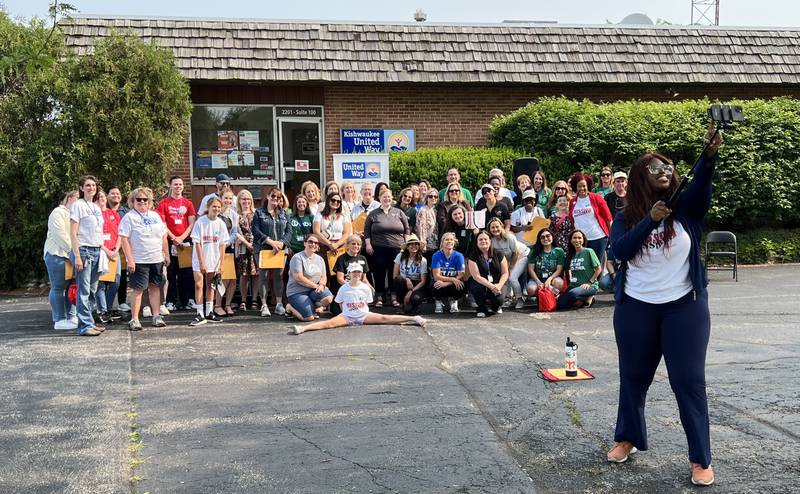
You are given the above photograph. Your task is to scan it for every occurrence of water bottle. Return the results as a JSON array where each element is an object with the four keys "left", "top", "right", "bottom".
[{"left": 565, "top": 337, "right": 578, "bottom": 377}]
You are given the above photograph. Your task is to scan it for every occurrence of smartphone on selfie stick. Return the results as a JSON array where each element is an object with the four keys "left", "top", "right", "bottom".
[{"left": 665, "top": 104, "right": 744, "bottom": 208}]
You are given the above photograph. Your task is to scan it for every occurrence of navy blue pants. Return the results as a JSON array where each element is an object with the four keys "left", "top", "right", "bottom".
[{"left": 613, "top": 290, "right": 712, "bottom": 468}]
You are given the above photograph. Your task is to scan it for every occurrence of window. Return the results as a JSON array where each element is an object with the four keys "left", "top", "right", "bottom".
[{"left": 190, "top": 105, "right": 275, "bottom": 182}]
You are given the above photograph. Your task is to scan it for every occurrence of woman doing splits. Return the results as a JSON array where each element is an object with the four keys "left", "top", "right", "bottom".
[
  {"left": 291, "top": 261, "right": 427, "bottom": 335},
  {"left": 606, "top": 125, "right": 722, "bottom": 487}
]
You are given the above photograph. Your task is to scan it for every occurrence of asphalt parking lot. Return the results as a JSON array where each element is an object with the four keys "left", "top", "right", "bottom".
[{"left": 1, "top": 265, "right": 798, "bottom": 493}]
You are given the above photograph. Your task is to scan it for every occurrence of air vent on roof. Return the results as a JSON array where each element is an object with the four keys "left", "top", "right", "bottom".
[
  {"left": 619, "top": 13, "right": 654, "bottom": 25},
  {"left": 414, "top": 9, "right": 427, "bottom": 22}
]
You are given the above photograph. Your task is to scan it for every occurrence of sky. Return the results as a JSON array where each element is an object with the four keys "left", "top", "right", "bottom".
[{"left": 1, "top": 0, "right": 799, "bottom": 28}]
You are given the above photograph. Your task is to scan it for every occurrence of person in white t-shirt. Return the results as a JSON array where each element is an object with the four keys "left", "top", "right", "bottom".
[
  {"left": 119, "top": 187, "right": 169, "bottom": 331},
  {"left": 188, "top": 197, "right": 230, "bottom": 326},
  {"left": 69, "top": 175, "right": 105, "bottom": 336},
  {"left": 291, "top": 262, "right": 427, "bottom": 335},
  {"left": 197, "top": 173, "right": 237, "bottom": 216},
  {"left": 510, "top": 189, "right": 546, "bottom": 246}
]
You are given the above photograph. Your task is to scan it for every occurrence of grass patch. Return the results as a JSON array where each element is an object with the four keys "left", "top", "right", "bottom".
[{"left": 564, "top": 401, "right": 584, "bottom": 428}]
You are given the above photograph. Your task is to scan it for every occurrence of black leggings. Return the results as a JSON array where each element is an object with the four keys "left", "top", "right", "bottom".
[
  {"left": 468, "top": 279, "right": 503, "bottom": 313},
  {"left": 431, "top": 282, "right": 465, "bottom": 301},
  {"left": 393, "top": 276, "right": 425, "bottom": 312},
  {"left": 369, "top": 245, "right": 400, "bottom": 297}
]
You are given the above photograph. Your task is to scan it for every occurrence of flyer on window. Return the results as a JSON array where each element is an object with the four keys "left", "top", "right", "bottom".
[
  {"left": 217, "top": 130, "right": 238, "bottom": 150},
  {"left": 211, "top": 151, "right": 229, "bottom": 169},
  {"left": 238, "top": 131, "right": 260, "bottom": 150},
  {"left": 229, "top": 151, "right": 255, "bottom": 167}
]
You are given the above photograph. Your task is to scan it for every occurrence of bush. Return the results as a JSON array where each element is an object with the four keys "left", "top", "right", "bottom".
[
  {"left": 489, "top": 96, "right": 800, "bottom": 230},
  {"left": 389, "top": 147, "right": 520, "bottom": 194},
  {"left": 728, "top": 228, "right": 800, "bottom": 264}
]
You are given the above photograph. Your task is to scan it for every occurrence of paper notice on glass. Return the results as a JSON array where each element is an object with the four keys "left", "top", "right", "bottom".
[
  {"left": 465, "top": 210, "right": 486, "bottom": 230},
  {"left": 522, "top": 216, "right": 552, "bottom": 245},
  {"left": 211, "top": 151, "right": 229, "bottom": 169},
  {"left": 229, "top": 151, "right": 255, "bottom": 167},
  {"left": 217, "top": 130, "right": 238, "bottom": 150},
  {"left": 238, "top": 131, "right": 260, "bottom": 150},
  {"left": 195, "top": 151, "right": 212, "bottom": 169},
  {"left": 295, "top": 160, "right": 309, "bottom": 172}
]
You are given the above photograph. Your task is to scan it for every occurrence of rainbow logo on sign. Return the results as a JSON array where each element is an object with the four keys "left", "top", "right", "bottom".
[
  {"left": 386, "top": 131, "right": 410, "bottom": 151},
  {"left": 366, "top": 162, "right": 381, "bottom": 178}
]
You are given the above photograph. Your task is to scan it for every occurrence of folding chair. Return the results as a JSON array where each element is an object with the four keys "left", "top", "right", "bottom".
[{"left": 705, "top": 231, "right": 737, "bottom": 281}]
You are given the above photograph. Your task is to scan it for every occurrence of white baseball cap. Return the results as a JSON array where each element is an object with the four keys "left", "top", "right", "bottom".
[
  {"left": 613, "top": 171, "right": 628, "bottom": 180},
  {"left": 346, "top": 262, "right": 364, "bottom": 273}
]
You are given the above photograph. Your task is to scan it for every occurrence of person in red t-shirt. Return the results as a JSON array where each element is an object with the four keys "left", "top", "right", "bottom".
[
  {"left": 156, "top": 176, "right": 197, "bottom": 310},
  {"left": 95, "top": 190, "right": 122, "bottom": 323}
]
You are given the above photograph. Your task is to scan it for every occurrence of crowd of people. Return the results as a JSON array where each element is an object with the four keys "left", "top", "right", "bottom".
[{"left": 44, "top": 164, "right": 630, "bottom": 335}]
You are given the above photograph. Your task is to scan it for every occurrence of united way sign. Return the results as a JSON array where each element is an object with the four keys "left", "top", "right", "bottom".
[
  {"left": 340, "top": 129, "right": 415, "bottom": 153},
  {"left": 333, "top": 153, "right": 390, "bottom": 187}
]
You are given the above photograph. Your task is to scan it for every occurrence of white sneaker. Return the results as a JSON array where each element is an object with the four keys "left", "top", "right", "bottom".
[
  {"left": 413, "top": 316, "right": 428, "bottom": 327},
  {"left": 69, "top": 315, "right": 78, "bottom": 325},
  {"left": 260, "top": 304, "right": 271, "bottom": 317},
  {"left": 187, "top": 299, "right": 196, "bottom": 309},
  {"left": 434, "top": 300, "right": 444, "bottom": 314},
  {"left": 467, "top": 295, "right": 478, "bottom": 308},
  {"left": 142, "top": 306, "right": 152, "bottom": 318},
  {"left": 159, "top": 304, "right": 170, "bottom": 316},
  {"left": 502, "top": 298, "right": 512, "bottom": 308},
  {"left": 54, "top": 319, "right": 77, "bottom": 331},
  {"left": 119, "top": 303, "right": 131, "bottom": 312},
  {"left": 476, "top": 312, "right": 486, "bottom": 318},
  {"left": 274, "top": 303, "right": 286, "bottom": 316},
  {"left": 165, "top": 302, "right": 177, "bottom": 312},
  {"left": 515, "top": 298, "right": 525, "bottom": 310},
  {"left": 496, "top": 308, "right": 503, "bottom": 314},
  {"left": 450, "top": 300, "right": 460, "bottom": 313}
]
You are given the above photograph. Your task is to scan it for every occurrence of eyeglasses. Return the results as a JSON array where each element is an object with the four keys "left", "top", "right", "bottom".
[
  {"left": 427, "top": 194, "right": 437, "bottom": 199},
  {"left": 600, "top": 173, "right": 611, "bottom": 177},
  {"left": 555, "top": 187, "right": 567, "bottom": 191},
  {"left": 270, "top": 195, "right": 281, "bottom": 199},
  {"left": 135, "top": 197, "right": 149, "bottom": 203},
  {"left": 219, "top": 182, "right": 231, "bottom": 187},
  {"left": 306, "top": 240, "right": 319, "bottom": 245},
  {"left": 647, "top": 162, "right": 674, "bottom": 175},
  {"left": 540, "top": 233, "right": 553, "bottom": 239}
]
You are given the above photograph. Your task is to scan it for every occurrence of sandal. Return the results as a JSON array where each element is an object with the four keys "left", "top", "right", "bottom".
[
  {"left": 225, "top": 305, "right": 234, "bottom": 316},
  {"left": 213, "top": 307, "right": 227, "bottom": 317},
  {"left": 239, "top": 302, "right": 247, "bottom": 311},
  {"left": 375, "top": 299, "right": 383, "bottom": 308},
  {"left": 391, "top": 297, "right": 400, "bottom": 308}
]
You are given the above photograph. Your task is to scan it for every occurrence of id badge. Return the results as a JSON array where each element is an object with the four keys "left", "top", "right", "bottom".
[
  {"left": 103, "top": 233, "right": 111, "bottom": 241},
  {"left": 174, "top": 218, "right": 183, "bottom": 225},
  {"left": 296, "top": 235, "right": 304, "bottom": 242}
]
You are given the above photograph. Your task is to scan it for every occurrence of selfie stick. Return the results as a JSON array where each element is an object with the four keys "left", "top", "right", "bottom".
[{"left": 665, "top": 125, "right": 720, "bottom": 209}]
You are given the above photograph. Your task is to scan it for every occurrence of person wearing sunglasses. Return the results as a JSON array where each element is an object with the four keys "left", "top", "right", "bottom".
[
  {"left": 436, "top": 184, "right": 472, "bottom": 227},
  {"left": 593, "top": 166, "right": 614, "bottom": 197},
  {"left": 606, "top": 126, "right": 722, "bottom": 487},
  {"left": 313, "top": 192, "right": 352, "bottom": 258},
  {"left": 119, "top": 187, "right": 170, "bottom": 331},
  {"left": 234, "top": 189, "right": 259, "bottom": 311},
  {"left": 437, "top": 168, "right": 475, "bottom": 207},
  {"left": 252, "top": 188, "right": 292, "bottom": 317},
  {"left": 415, "top": 188, "right": 439, "bottom": 262},
  {"left": 197, "top": 173, "right": 236, "bottom": 216},
  {"left": 286, "top": 234, "right": 333, "bottom": 321},
  {"left": 545, "top": 180, "right": 572, "bottom": 216}
]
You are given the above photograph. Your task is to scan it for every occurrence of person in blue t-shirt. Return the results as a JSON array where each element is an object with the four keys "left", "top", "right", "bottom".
[{"left": 430, "top": 232, "right": 466, "bottom": 314}]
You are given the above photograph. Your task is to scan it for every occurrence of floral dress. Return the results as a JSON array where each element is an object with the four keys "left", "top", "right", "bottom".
[
  {"left": 549, "top": 209, "right": 574, "bottom": 253},
  {"left": 236, "top": 211, "right": 258, "bottom": 276}
]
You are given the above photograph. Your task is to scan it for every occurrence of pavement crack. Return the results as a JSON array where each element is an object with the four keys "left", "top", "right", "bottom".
[
  {"left": 274, "top": 414, "right": 397, "bottom": 492},
  {"left": 418, "top": 326, "right": 537, "bottom": 486}
]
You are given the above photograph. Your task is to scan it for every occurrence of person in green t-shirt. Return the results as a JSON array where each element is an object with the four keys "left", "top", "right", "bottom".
[
  {"left": 526, "top": 228, "right": 565, "bottom": 297},
  {"left": 557, "top": 229, "right": 602, "bottom": 310},
  {"left": 533, "top": 171, "right": 552, "bottom": 212},
  {"left": 288, "top": 196, "right": 314, "bottom": 255},
  {"left": 437, "top": 167, "right": 475, "bottom": 207},
  {"left": 593, "top": 166, "right": 614, "bottom": 197}
]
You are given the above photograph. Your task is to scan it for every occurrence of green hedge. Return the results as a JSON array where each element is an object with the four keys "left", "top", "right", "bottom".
[
  {"left": 488, "top": 96, "right": 800, "bottom": 229},
  {"left": 389, "top": 147, "right": 520, "bottom": 194},
  {"left": 729, "top": 228, "right": 800, "bottom": 264}
]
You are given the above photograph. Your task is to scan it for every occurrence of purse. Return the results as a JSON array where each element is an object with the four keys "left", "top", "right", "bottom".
[{"left": 538, "top": 286, "right": 557, "bottom": 312}]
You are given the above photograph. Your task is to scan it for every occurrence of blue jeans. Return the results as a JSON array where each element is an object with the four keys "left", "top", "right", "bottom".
[
  {"left": 73, "top": 246, "right": 101, "bottom": 333},
  {"left": 44, "top": 253, "right": 75, "bottom": 322},
  {"left": 587, "top": 236, "right": 608, "bottom": 266},
  {"left": 599, "top": 273, "right": 615, "bottom": 292},
  {"left": 288, "top": 288, "right": 333, "bottom": 319},
  {"left": 557, "top": 285, "right": 598, "bottom": 309},
  {"left": 96, "top": 259, "right": 120, "bottom": 313}
]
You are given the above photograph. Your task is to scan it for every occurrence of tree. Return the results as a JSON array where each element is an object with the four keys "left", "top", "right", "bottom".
[{"left": 0, "top": 5, "right": 192, "bottom": 288}]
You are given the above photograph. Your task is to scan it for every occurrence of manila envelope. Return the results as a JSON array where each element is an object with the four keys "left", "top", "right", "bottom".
[
  {"left": 327, "top": 247, "right": 346, "bottom": 275},
  {"left": 177, "top": 246, "right": 194, "bottom": 269},
  {"left": 99, "top": 258, "right": 118, "bottom": 282},
  {"left": 222, "top": 253, "right": 237, "bottom": 280},
  {"left": 259, "top": 249, "right": 286, "bottom": 269}
]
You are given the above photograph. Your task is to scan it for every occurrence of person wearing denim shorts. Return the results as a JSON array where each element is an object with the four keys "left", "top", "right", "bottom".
[{"left": 285, "top": 234, "right": 333, "bottom": 321}]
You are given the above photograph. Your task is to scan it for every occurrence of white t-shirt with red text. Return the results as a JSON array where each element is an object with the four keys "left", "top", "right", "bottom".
[
  {"left": 190, "top": 215, "right": 230, "bottom": 272},
  {"left": 334, "top": 282, "right": 373, "bottom": 325},
  {"left": 625, "top": 220, "right": 692, "bottom": 304},
  {"left": 572, "top": 196, "right": 606, "bottom": 241}
]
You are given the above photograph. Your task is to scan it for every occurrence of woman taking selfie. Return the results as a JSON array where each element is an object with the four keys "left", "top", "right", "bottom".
[{"left": 606, "top": 127, "right": 722, "bottom": 487}]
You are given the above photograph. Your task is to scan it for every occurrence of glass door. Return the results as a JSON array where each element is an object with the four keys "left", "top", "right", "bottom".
[{"left": 278, "top": 118, "right": 323, "bottom": 205}]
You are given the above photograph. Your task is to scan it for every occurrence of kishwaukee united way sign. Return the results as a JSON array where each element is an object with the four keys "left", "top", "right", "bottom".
[
  {"left": 340, "top": 129, "right": 415, "bottom": 153},
  {"left": 333, "top": 153, "right": 390, "bottom": 187}
]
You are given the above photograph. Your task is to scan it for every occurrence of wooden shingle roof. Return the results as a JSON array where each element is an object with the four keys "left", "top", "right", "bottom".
[{"left": 60, "top": 16, "right": 800, "bottom": 84}]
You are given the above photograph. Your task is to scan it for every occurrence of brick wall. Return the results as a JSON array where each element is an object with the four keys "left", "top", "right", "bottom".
[{"left": 177, "top": 82, "right": 800, "bottom": 204}]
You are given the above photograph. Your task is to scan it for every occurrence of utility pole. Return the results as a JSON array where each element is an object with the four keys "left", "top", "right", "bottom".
[{"left": 691, "top": 0, "right": 720, "bottom": 25}]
